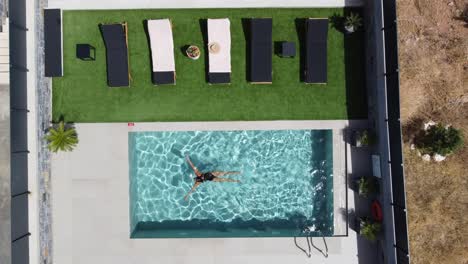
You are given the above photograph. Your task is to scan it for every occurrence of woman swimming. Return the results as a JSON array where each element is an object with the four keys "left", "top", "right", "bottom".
[{"left": 184, "top": 155, "right": 240, "bottom": 200}]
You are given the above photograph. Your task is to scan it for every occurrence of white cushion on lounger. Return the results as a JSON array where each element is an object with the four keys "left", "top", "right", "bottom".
[
  {"left": 208, "top": 18, "right": 231, "bottom": 73},
  {"left": 147, "top": 19, "right": 175, "bottom": 72}
]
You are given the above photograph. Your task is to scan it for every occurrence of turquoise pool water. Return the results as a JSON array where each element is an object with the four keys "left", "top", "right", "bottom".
[{"left": 129, "top": 129, "right": 333, "bottom": 238}]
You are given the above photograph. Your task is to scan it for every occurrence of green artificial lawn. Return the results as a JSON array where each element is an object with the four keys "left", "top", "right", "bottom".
[{"left": 53, "top": 8, "right": 366, "bottom": 122}]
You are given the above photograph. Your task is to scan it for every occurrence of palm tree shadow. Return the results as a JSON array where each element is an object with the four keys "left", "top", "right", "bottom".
[{"left": 330, "top": 13, "right": 345, "bottom": 33}]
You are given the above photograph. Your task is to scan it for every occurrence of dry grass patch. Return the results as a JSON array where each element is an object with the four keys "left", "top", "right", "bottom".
[
  {"left": 397, "top": 0, "right": 467, "bottom": 121},
  {"left": 404, "top": 146, "right": 468, "bottom": 264},
  {"left": 397, "top": 0, "right": 468, "bottom": 263}
]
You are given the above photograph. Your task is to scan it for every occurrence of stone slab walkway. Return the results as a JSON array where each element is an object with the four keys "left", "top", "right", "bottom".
[
  {"left": 51, "top": 120, "right": 368, "bottom": 264},
  {"left": 0, "top": 15, "right": 11, "bottom": 264},
  {"left": 125, "top": 120, "right": 366, "bottom": 131}
]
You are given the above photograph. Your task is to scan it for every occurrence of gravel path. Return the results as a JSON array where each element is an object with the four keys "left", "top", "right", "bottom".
[{"left": 35, "top": 0, "right": 53, "bottom": 263}]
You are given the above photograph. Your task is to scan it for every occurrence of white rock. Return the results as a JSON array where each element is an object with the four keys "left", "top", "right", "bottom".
[
  {"left": 433, "top": 154, "right": 446, "bottom": 162},
  {"left": 410, "top": 144, "right": 415, "bottom": 150},
  {"left": 422, "top": 154, "right": 431, "bottom": 161},
  {"left": 424, "top": 121, "right": 436, "bottom": 131}
]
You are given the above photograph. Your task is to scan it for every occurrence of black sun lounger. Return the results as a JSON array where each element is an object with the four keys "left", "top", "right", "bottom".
[
  {"left": 152, "top": 72, "right": 175, "bottom": 85},
  {"left": 44, "top": 9, "right": 63, "bottom": 77},
  {"left": 99, "top": 23, "right": 130, "bottom": 87},
  {"left": 249, "top": 18, "right": 272, "bottom": 83},
  {"left": 209, "top": 73, "right": 231, "bottom": 84},
  {"left": 304, "top": 18, "right": 328, "bottom": 84}
]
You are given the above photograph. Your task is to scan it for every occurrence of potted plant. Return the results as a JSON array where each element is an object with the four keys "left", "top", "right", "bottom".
[
  {"left": 344, "top": 12, "right": 362, "bottom": 33},
  {"left": 352, "top": 129, "right": 376, "bottom": 147},
  {"left": 358, "top": 217, "right": 381, "bottom": 241},
  {"left": 46, "top": 121, "right": 78, "bottom": 153},
  {"left": 186, "top": 45, "right": 201, "bottom": 60},
  {"left": 357, "top": 176, "right": 378, "bottom": 198}
]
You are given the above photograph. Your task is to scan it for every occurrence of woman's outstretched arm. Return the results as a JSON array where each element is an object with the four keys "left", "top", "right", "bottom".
[
  {"left": 186, "top": 155, "right": 202, "bottom": 177},
  {"left": 212, "top": 171, "right": 241, "bottom": 177},
  {"left": 213, "top": 178, "right": 240, "bottom": 183},
  {"left": 184, "top": 182, "right": 201, "bottom": 200}
]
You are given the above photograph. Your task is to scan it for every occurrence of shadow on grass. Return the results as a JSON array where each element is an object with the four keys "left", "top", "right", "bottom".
[
  {"left": 343, "top": 8, "right": 368, "bottom": 119},
  {"left": 241, "top": 18, "right": 251, "bottom": 82},
  {"left": 142, "top": 20, "right": 154, "bottom": 83},
  {"left": 294, "top": 18, "right": 306, "bottom": 82},
  {"left": 52, "top": 114, "right": 77, "bottom": 124},
  {"left": 273, "top": 41, "right": 282, "bottom": 56},
  {"left": 198, "top": 19, "right": 209, "bottom": 83},
  {"left": 179, "top": 45, "right": 190, "bottom": 57},
  {"left": 453, "top": 3, "right": 468, "bottom": 28},
  {"left": 401, "top": 116, "right": 425, "bottom": 143},
  {"left": 330, "top": 13, "right": 346, "bottom": 34}
]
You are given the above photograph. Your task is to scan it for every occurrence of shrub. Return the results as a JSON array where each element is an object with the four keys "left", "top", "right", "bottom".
[
  {"left": 416, "top": 124, "right": 463, "bottom": 156},
  {"left": 360, "top": 218, "right": 381, "bottom": 241},
  {"left": 46, "top": 121, "right": 78, "bottom": 153},
  {"left": 359, "top": 130, "right": 376, "bottom": 146},
  {"left": 358, "top": 177, "right": 377, "bottom": 198},
  {"left": 354, "top": 130, "right": 376, "bottom": 147}
]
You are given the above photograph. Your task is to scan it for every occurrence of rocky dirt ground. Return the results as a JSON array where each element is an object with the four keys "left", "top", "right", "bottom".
[{"left": 397, "top": 0, "right": 468, "bottom": 263}]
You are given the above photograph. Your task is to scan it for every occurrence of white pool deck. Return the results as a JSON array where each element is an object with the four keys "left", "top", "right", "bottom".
[
  {"left": 51, "top": 120, "right": 368, "bottom": 264},
  {"left": 47, "top": 0, "right": 364, "bottom": 10}
]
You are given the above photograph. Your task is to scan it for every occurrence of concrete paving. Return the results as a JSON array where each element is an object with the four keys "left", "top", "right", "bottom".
[
  {"left": 0, "top": 84, "right": 11, "bottom": 264},
  {"left": 126, "top": 120, "right": 367, "bottom": 132},
  {"left": 0, "top": 15, "right": 10, "bottom": 264},
  {"left": 28, "top": 0, "right": 43, "bottom": 262},
  {"left": 51, "top": 120, "right": 371, "bottom": 264},
  {"left": 47, "top": 0, "right": 364, "bottom": 10}
]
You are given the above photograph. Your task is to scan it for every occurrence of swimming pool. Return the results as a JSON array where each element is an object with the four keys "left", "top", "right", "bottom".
[{"left": 129, "top": 129, "right": 333, "bottom": 238}]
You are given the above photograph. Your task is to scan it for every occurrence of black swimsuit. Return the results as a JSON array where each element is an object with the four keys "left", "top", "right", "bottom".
[{"left": 195, "top": 172, "right": 215, "bottom": 183}]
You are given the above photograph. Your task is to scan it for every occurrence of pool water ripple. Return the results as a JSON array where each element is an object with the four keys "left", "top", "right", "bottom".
[{"left": 129, "top": 129, "right": 333, "bottom": 237}]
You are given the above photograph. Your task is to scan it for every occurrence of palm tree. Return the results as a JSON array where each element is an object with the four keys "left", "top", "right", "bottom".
[
  {"left": 46, "top": 121, "right": 78, "bottom": 153},
  {"left": 344, "top": 12, "right": 362, "bottom": 33},
  {"left": 359, "top": 218, "right": 381, "bottom": 241}
]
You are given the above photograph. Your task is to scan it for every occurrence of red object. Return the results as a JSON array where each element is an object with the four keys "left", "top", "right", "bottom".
[
  {"left": 372, "top": 200, "right": 383, "bottom": 222},
  {"left": 128, "top": 122, "right": 135, "bottom": 127}
]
